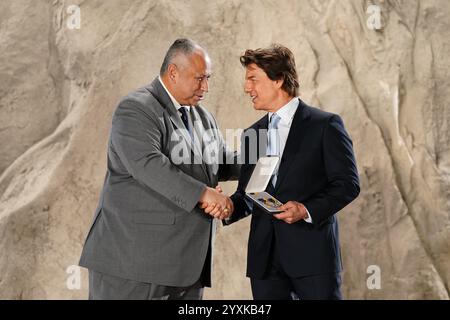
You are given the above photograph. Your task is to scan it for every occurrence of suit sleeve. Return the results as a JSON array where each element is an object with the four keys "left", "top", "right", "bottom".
[
  {"left": 224, "top": 180, "right": 252, "bottom": 226},
  {"left": 303, "top": 115, "right": 360, "bottom": 225},
  {"left": 110, "top": 100, "right": 206, "bottom": 212},
  {"left": 217, "top": 143, "right": 241, "bottom": 181},
  {"left": 223, "top": 129, "right": 255, "bottom": 225},
  {"left": 208, "top": 112, "right": 241, "bottom": 181}
]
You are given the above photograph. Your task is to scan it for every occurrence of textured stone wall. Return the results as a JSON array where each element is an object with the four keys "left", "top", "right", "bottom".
[{"left": 0, "top": 0, "right": 449, "bottom": 299}]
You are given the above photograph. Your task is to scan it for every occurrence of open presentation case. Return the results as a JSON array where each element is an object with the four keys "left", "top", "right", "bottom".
[{"left": 245, "top": 156, "right": 284, "bottom": 214}]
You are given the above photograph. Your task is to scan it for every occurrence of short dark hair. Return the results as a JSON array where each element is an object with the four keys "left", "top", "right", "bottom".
[
  {"left": 160, "top": 38, "right": 198, "bottom": 75},
  {"left": 240, "top": 44, "right": 299, "bottom": 97}
]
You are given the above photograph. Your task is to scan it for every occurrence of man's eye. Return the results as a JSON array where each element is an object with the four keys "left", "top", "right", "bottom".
[{"left": 197, "top": 76, "right": 210, "bottom": 82}]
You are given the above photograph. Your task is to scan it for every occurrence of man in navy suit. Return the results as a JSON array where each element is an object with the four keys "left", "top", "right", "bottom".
[{"left": 203, "top": 44, "right": 360, "bottom": 299}]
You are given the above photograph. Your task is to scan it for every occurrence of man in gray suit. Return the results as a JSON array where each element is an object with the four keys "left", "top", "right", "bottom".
[{"left": 79, "top": 38, "right": 239, "bottom": 300}]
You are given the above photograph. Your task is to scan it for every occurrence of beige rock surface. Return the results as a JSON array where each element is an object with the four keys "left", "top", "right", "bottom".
[{"left": 0, "top": 0, "right": 449, "bottom": 299}]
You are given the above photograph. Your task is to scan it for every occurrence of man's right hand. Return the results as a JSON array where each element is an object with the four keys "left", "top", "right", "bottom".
[{"left": 199, "top": 187, "right": 233, "bottom": 219}]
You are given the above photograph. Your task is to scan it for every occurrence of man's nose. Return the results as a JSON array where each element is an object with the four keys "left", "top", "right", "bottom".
[{"left": 200, "top": 78, "right": 209, "bottom": 92}]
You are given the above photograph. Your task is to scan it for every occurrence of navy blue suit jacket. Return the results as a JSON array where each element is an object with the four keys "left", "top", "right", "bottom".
[{"left": 228, "top": 98, "right": 360, "bottom": 279}]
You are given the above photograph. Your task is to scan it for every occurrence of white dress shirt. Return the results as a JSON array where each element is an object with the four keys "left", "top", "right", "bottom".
[
  {"left": 158, "top": 76, "right": 191, "bottom": 113},
  {"left": 269, "top": 97, "right": 312, "bottom": 223}
]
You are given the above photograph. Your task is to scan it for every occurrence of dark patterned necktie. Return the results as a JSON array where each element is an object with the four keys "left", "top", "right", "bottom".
[{"left": 179, "top": 107, "right": 191, "bottom": 134}]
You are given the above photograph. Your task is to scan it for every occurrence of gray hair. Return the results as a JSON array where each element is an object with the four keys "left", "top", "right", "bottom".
[{"left": 160, "top": 38, "right": 199, "bottom": 75}]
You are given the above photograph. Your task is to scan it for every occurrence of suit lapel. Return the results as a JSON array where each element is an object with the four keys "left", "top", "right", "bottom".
[
  {"left": 146, "top": 78, "right": 211, "bottom": 184},
  {"left": 146, "top": 78, "right": 195, "bottom": 152},
  {"left": 256, "top": 115, "right": 269, "bottom": 160},
  {"left": 241, "top": 115, "right": 268, "bottom": 191},
  {"left": 190, "top": 107, "right": 212, "bottom": 183},
  {"left": 273, "top": 99, "right": 311, "bottom": 191}
]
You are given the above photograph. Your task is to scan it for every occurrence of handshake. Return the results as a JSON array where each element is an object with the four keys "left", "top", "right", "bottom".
[{"left": 198, "top": 186, "right": 234, "bottom": 220}]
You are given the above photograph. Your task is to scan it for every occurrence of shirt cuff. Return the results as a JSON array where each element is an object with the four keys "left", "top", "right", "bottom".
[{"left": 304, "top": 205, "right": 313, "bottom": 223}]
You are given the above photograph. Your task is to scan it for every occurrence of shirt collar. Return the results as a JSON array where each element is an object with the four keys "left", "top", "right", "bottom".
[
  {"left": 158, "top": 76, "right": 190, "bottom": 112},
  {"left": 268, "top": 97, "right": 299, "bottom": 126}
]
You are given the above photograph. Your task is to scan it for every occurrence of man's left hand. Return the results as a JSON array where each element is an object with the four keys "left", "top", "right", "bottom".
[{"left": 274, "top": 201, "right": 308, "bottom": 224}]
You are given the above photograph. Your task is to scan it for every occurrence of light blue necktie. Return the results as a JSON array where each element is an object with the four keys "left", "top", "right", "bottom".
[{"left": 266, "top": 113, "right": 281, "bottom": 186}]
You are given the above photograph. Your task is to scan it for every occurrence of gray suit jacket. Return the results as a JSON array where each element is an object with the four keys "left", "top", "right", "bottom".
[{"left": 79, "top": 78, "right": 239, "bottom": 287}]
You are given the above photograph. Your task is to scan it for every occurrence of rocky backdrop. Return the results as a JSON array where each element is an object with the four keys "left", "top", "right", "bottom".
[{"left": 0, "top": 0, "right": 449, "bottom": 299}]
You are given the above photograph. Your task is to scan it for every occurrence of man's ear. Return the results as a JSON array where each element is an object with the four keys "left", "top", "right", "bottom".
[
  {"left": 167, "top": 63, "right": 178, "bottom": 83},
  {"left": 275, "top": 78, "right": 284, "bottom": 90}
]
